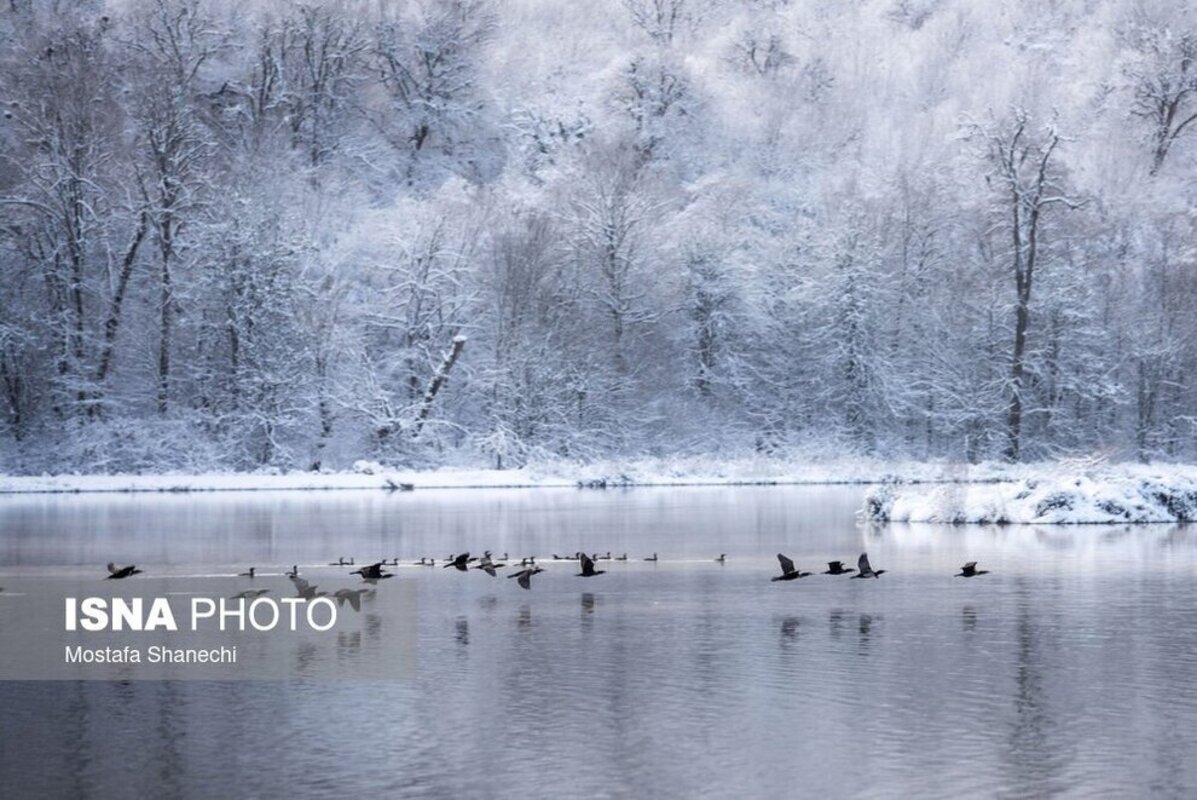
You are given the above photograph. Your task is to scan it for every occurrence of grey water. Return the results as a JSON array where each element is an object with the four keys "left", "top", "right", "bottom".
[{"left": 1, "top": 486, "right": 1196, "bottom": 799}]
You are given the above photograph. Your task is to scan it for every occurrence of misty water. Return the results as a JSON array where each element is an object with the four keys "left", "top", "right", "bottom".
[{"left": 1, "top": 485, "right": 1196, "bottom": 799}]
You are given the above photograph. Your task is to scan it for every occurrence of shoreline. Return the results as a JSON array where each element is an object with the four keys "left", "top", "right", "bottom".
[{"left": 0, "top": 458, "right": 1018, "bottom": 496}]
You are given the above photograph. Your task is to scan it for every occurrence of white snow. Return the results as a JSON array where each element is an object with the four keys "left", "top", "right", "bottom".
[
  {"left": 0, "top": 456, "right": 1016, "bottom": 495},
  {"left": 864, "top": 462, "right": 1197, "bottom": 524}
]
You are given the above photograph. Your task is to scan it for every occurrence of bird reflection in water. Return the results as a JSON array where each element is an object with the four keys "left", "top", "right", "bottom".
[
  {"left": 516, "top": 605, "right": 533, "bottom": 631},
  {"left": 858, "top": 613, "right": 880, "bottom": 655},
  {"left": 829, "top": 609, "right": 849, "bottom": 638},
  {"left": 779, "top": 616, "right": 801, "bottom": 641},
  {"left": 333, "top": 588, "right": 369, "bottom": 612},
  {"left": 365, "top": 613, "right": 382, "bottom": 638},
  {"left": 289, "top": 576, "right": 327, "bottom": 600},
  {"left": 455, "top": 616, "right": 469, "bottom": 646},
  {"left": 580, "top": 593, "right": 597, "bottom": 628},
  {"left": 336, "top": 630, "right": 361, "bottom": 654},
  {"left": 294, "top": 641, "right": 318, "bottom": 674},
  {"left": 963, "top": 605, "right": 978, "bottom": 633}
]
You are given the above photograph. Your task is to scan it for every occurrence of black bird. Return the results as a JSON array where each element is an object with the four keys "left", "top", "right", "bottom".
[
  {"left": 715, "top": 554, "right": 727, "bottom": 564},
  {"left": 823, "top": 561, "right": 856, "bottom": 576},
  {"left": 509, "top": 566, "right": 545, "bottom": 590},
  {"left": 576, "top": 553, "right": 606, "bottom": 577},
  {"left": 238, "top": 567, "right": 256, "bottom": 578},
  {"left": 286, "top": 565, "right": 300, "bottom": 578},
  {"left": 955, "top": 561, "right": 990, "bottom": 578},
  {"left": 105, "top": 562, "right": 142, "bottom": 580},
  {"left": 644, "top": 553, "right": 658, "bottom": 562},
  {"left": 444, "top": 553, "right": 471, "bottom": 571},
  {"left": 851, "top": 553, "right": 886, "bottom": 579},
  {"left": 616, "top": 553, "right": 628, "bottom": 561},
  {"left": 771, "top": 553, "right": 811, "bottom": 582},
  {"left": 351, "top": 562, "right": 394, "bottom": 580}
]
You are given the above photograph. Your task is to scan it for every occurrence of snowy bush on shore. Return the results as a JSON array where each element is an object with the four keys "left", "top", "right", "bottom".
[{"left": 864, "top": 467, "right": 1197, "bottom": 524}]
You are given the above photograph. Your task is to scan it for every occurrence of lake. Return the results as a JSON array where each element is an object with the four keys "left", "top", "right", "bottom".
[{"left": 1, "top": 485, "right": 1195, "bottom": 798}]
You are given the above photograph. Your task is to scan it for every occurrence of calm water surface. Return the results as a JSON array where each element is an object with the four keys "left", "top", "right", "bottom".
[{"left": 1, "top": 486, "right": 1196, "bottom": 799}]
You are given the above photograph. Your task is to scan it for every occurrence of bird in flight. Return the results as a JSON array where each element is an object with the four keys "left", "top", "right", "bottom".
[
  {"left": 473, "top": 552, "right": 504, "bottom": 576},
  {"left": 444, "top": 553, "right": 471, "bottom": 572},
  {"left": 955, "top": 562, "right": 990, "bottom": 578},
  {"left": 576, "top": 553, "right": 606, "bottom": 577},
  {"left": 351, "top": 562, "right": 394, "bottom": 581},
  {"left": 850, "top": 553, "right": 886, "bottom": 579},
  {"left": 822, "top": 560, "right": 856, "bottom": 575},
  {"left": 508, "top": 566, "right": 545, "bottom": 590},
  {"left": 105, "top": 562, "right": 142, "bottom": 580},
  {"left": 771, "top": 553, "right": 811, "bottom": 582}
]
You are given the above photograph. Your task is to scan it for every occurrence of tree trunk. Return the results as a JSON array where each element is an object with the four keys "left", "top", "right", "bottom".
[
  {"left": 95, "top": 211, "right": 150, "bottom": 388},
  {"left": 412, "top": 335, "right": 467, "bottom": 436}
]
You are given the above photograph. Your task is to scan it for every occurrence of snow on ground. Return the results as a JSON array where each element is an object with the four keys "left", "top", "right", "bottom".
[
  {"left": 12, "top": 456, "right": 1197, "bottom": 524},
  {"left": 0, "top": 456, "right": 1018, "bottom": 495},
  {"left": 864, "top": 462, "right": 1197, "bottom": 524}
]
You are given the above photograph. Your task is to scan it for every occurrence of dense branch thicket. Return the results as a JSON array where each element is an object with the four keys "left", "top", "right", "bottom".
[{"left": 3, "top": 0, "right": 1197, "bottom": 473}]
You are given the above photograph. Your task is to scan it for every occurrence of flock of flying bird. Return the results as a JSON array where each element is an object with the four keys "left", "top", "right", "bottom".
[{"left": 96, "top": 552, "right": 992, "bottom": 596}]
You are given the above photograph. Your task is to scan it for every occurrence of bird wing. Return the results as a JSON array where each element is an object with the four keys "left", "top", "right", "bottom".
[
  {"left": 858, "top": 553, "right": 872, "bottom": 574},
  {"left": 517, "top": 573, "right": 531, "bottom": 590},
  {"left": 579, "top": 553, "right": 594, "bottom": 576},
  {"left": 290, "top": 576, "right": 311, "bottom": 592},
  {"left": 106, "top": 562, "right": 118, "bottom": 574},
  {"left": 777, "top": 553, "right": 796, "bottom": 575},
  {"left": 828, "top": 561, "right": 842, "bottom": 571},
  {"left": 963, "top": 562, "right": 977, "bottom": 571}
]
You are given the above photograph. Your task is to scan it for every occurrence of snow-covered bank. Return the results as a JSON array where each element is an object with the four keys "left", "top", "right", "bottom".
[
  {"left": 864, "top": 464, "right": 1197, "bottom": 524},
  {"left": 0, "top": 457, "right": 1018, "bottom": 495}
]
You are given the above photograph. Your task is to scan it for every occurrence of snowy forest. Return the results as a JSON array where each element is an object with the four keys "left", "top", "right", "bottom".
[{"left": 2, "top": 0, "right": 1197, "bottom": 474}]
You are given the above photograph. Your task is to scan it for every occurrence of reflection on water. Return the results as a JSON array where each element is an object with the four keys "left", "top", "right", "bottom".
[
  {"left": 1, "top": 486, "right": 1197, "bottom": 798},
  {"left": 963, "top": 605, "right": 977, "bottom": 632}
]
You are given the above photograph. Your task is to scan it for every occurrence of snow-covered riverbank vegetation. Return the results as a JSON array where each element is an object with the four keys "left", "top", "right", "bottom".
[
  {"left": 3, "top": 2, "right": 1197, "bottom": 475},
  {"left": 0, "top": 455, "right": 1015, "bottom": 494},
  {"left": 864, "top": 463, "right": 1197, "bottom": 524}
]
